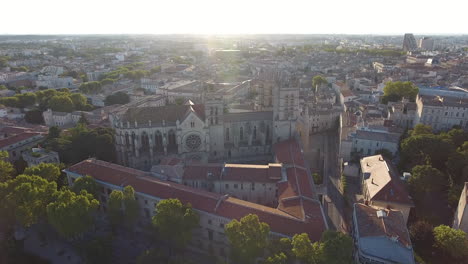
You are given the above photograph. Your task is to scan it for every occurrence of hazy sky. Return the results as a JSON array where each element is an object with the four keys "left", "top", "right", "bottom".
[{"left": 3, "top": 0, "right": 467, "bottom": 35}]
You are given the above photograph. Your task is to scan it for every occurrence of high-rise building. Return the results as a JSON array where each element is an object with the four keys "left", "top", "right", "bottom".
[
  {"left": 419, "top": 36, "right": 434, "bottom": 51},
  {"left": 402, "top": 33, "right": 418, "bottom": 51}
]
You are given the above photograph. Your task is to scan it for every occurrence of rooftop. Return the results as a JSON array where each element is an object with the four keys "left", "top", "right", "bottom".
[
  {"left": 354, "top": 203, "right": 415, "bottom": 264},
  {"left": 66, "top": 158, "right": 327, "bottom": 240},
  {"left": 360, "top": 155, "right": 413, "bottom": 205}
]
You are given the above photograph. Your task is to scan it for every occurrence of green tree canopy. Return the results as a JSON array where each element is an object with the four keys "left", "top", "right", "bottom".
[
  {"left": 71, "top": 175, "right": 99, "bottom": 198},
  {"left": 16, "top": 92, "right": 37, "bottom": 108},
  {"left": 291, "top": 233, "right": 321, "bottom": 264},
  {"left": 70, "top": 93, "right": 88, "bottom": 110},
  {"left": 0, "top": 151, "right": 15, "bottom": 182},
  {"left": 409, "top": 221, "right": 434, "bottom": 256},
  {"left": 319, "top": 231, "right": 353, "bottom": 264},
  {"left": 123, "top": 185, "right": 139, "bottom": 227},
  {"left": 108, "top": 190, "right": 124, "bottom": 227},
  {"left": 152, "top": 198, "right": 199, "bottom": 248},
  {"left": 263, "top": 252, "right": 287, "bottom": 264},
  {"left": 225, "top": 214, "right": 270, "bottom": 264},
  {"left": 382, "top": 81, "right": 419, "bottom": 104},
  {"left": 433, "top": 225, "right": 468, "bottom": 259},
  {"left": 312, "top": 75, "right": 328, "bottom": 90},
  {"left": 0, "top": 174, "right": 57, "bottom": 228},
  {"left": 410, "top": 124, "right": 433, "bottom": 136},
  {"left": 104, "top": 91, "right": 130, "bottom": 106},
  {"left": 48, "top": 95, "right": 74, "bottom": 112},
  {"left": 25, "top": 109, "right": 44, "bottom": 124},
  {"left": 47, "top": 189, "right": 99, "bottom": 238},
  {"left": 23, "top": 163, "right": 61, "bottom": 182},
  {"left": 409, "top": 165, "right": 447, "bottom": 195}
]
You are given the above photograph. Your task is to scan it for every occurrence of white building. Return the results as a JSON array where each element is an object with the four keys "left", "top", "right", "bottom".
[{"left": 416, "top": 94, "right": 468, "bottom": 131}]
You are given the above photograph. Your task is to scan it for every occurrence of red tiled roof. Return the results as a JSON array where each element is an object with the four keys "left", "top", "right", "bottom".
[
  {"left": 0, "top": 126, "right": 31, "bottom": 136},
  {"left": 0, "top": 132, "right": 42, "bottom": 149},
  {"left": 66, "top": 159, "right": 327, "bottom": 240},
  {"left": 273, "top": 139, "right": 305, "bottom": 167}
]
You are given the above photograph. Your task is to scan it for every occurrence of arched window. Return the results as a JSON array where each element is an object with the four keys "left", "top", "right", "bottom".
[
  {"left": 210, "top": 107, "right": 213, "bottom": 115},
  {"left": 240, "top": 127, "right": 244, "bottom": 140},
  {"left": 253, "top": 126, "right": 257, "bottom": 140},
  {"left": 141, "top": 132, "right": 149, "bottom": 153},
  {"left": 154, "top": 131, "right": 163, "bottom": 152},
  {"left": 266, "top": 125, "right": 270, "bottom": 142},
  {"left": 125, "top": 132, "right": 130, "bottom": 146},
  {"left": 226, "top": 128, "right": 230, "bottom": 141},
  {"left": 215, "top": 107, "right": 218, "bottom": 115}
]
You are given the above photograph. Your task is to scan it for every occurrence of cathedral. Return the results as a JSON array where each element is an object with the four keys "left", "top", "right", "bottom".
[{"left": 109, "top": 86, "right": 300, "bottom": 170}]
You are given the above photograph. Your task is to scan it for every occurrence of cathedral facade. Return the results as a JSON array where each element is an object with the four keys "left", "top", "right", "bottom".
[{"left": 110, "top": 88, "right": 300, "bottom": 170}]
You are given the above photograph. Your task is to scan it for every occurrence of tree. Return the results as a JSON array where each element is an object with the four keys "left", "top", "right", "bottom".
[
  {"left": 47, "top": 189, "right": 99, "bottom": 238},
  {"left": 79, "top": 235, "right": 113, "bottom": 264},
  {"left": 409, "top": 221, "right": 434, "bottom": 255},
  {"left": 123, "top": 185, "right": 139, "bottom": 227},
  {"left": 152, "top": 198, "right": 199, "bottom": 248},
  {"left": 16, "top": 92, "right": 37, "bottom": 108},
  {"left": 0, "top": 97, "right": 19, "bottom": 107},
  {"left": 268, "top": 237, "right": 292, "bottom": 258},
  {"left": 24, "top": 109, "right": 44, "bottom": 124},
  {"left": 409, "top": 165, "right": 447, "bottom": 195},
  {"left": 374, "top": 148, "right": 393, "bottom": 160},
  {"left": 264, "top": 252, "right": 287, "bottom": 264},
  {"left": 48, "top": 126, "right": 61, "bottom": 139},
  {"left": 0, "top": 151, "right": 15, "bottom": 182},
  {"left": 104, "top": 91, "right": 130, "bottom": 106},
  {"left": 70, "top": 93, "right": 88, "bottom": 110},
  {"left": 291, "top": 233, "right": 321, "bottom": 264},
  {"left": 108, "top": 190, "right": 124, "bottom": 227},
  {"left": 0, "top": 174, "right": 57, "bottom": 228},
  {"left": 48, "top": 95, "right": 74, "bottom": 112},
  {"left": 78, "top": 113, "right": 89, "bottom": 125},
  {"left": 0, "top": 84, "right": 7, "bottom": 90},
  {"left": 433, "top": 225, "right": 468, "bottom": 259},
  {"left": 320, "top": 231, "right": 353, "bottom": 264},
  {"left": 72, "top": 175, "right": 99, "bottom": 198},
  {"left": 312, "top": 75, "right": 328, "bottom": 91},
  {"left": 411, "top": 124, "right": 432, "bottom": 136},
  {"left": 382, "top": 81, "right": 419, "bottom": 104},
  {"left": 225, "top": 214, "right": 270, "bottom": 264},
  {"left": 137, "top": 248, "right": 170, "bottom": 264},
  {"left": 23, "top": 163, "right": 61, "bottom": 182}
]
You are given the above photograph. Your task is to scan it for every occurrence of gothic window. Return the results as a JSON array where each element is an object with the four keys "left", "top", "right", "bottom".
[
  {"left": 210, "top": 107, "right": 213, "bottom": 115},
  {"left": 226, "top": 128, "right": 230, "bottom": 141},
  {"left": 210, "top": 117, "right": 213, "bottom": 125},
  {"left": 266, "top": 125, "right": 270, "bottom": 142},
  {"left": 125, "top": 132, "right": 130, "bottom": 146},
  {"left": 215, "top": 117, "right": 218, "bottom": 124},
  {"left": 253, "top": 126, "right": 257, "bottom": 140},
  {"left": 185, "top": 134, "right": 201, "bottom": 151},
  {"left": 141, "top": 132, "right": 149, "bottom": 152},
  {"left": 215, "top": 107, "right": 218, "bottom": 115},
  {"left": 154, "top": 131, "right": 163, "bottom": 151},
  {"left": 168, "top": 130, "right": 177, "bottom": 148},
  {"left": 240, "top": 127, "right": 244, "bottom": 140}
]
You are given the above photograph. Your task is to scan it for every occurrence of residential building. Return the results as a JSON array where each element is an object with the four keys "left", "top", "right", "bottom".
[
  {"left": 416, "top": 94, "right": 468, "bottom": 131},
  {"left": 360, "top": 155, "right": 414, "bottom": 223},
  {"left": 350, "top": 127, "right": 401, "bottom": 157},
  {"left": 64, "top": 139, "right": 327, "bottom": 259},
  {"left": 419, "top": 37, "right": 434, "bottom": 51},
  {"left": 22, "top": 147, "right": 60, "bottom": 167},
  {"left": 0, "top": 132, "right": 44, "bottom": 162},
  {"left": 352, "top": 203, "right": 415, "bottom": 264}
]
